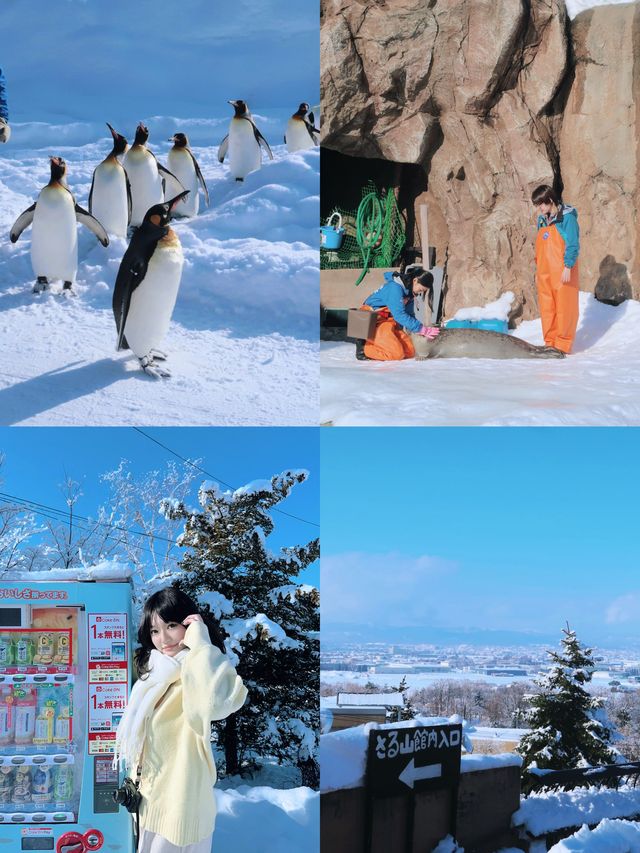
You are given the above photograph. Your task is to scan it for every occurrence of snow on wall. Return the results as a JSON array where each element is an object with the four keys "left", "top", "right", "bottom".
[
  {"left": 320, "top": 716, "right": 515, "bottom": 793},
  {"left": 548, "top": 818, "right": 640, "bottom": 851},
  {"left": 513, "top": 786, "right": 640, "bottom": 836},
  {"left": 0, "top": 561, "right": 133, "bottom": 582},
  {"left": 452, "top": 291, "right": 514, "bottom": 322}
]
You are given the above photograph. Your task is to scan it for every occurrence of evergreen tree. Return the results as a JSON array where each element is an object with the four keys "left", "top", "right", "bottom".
[
  {"left": 517, "top": 625, "right": 620, "bottom": 774},
  {"left": 397, "top": 676, "right": 416, "bottom": 721},
  {"left": 161, "top": 471, "right": 320, "bottom": 785}
]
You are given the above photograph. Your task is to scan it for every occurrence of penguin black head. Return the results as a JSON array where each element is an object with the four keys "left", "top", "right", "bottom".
[
  {"left": 49, "top": 156, "right": 66, "bottom": 183},
  {"left": 142, "top": 191, "right": 190, "bottom": 227},
  {"left": 107, "top": 123, "right": 128, "bottom": 156},
  {"left": 228, "top": 99, "right": 249, "bottom": 118},
  {"left": 134, "top": 123, "right": 149, "bottom": 145},
  {"left": 295, "top": 102, "right": 310, "bottom": 117},
  {"left": 169, "top": 133, "right": 189, "bottom": 148}
]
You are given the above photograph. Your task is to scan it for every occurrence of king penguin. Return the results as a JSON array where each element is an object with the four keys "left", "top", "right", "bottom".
[
  {"left": 167, "top": 133, "right": 209, "bottom": 217},
  {"left": 123, "top": 123, "right": 183, "bottom": 228},
  {"left": 218, "top": 100, "right": 273, "bottom": 181},
  {"left": 88, "top": 123, "right": 131, "bottom": 238},
  {"left": 285, "top": 103, "right": 319, "bottom": 152},
  {"left": 112, "top": 191, "right": 189, "bottom": 378},
  {"left": 10, "top": 156, "right": 109, "bottom": 294}
]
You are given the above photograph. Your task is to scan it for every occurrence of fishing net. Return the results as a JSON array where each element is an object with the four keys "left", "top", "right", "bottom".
[{"left": 320, "top": 182, "right": 406, "bottom": 283}]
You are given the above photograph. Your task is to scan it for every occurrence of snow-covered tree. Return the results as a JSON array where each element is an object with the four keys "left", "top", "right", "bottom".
[
  {"left": 517, "top": 625, "right": 620, "bottom": 774},
  {"left": 0, "top": 456, "right": 51, "bottom": 573},
  {"left": 397, "top": 676, "right": 416, "bottom": 721},
  {"left": 162, "top": 471, "right": 319, "bottom": 784}
]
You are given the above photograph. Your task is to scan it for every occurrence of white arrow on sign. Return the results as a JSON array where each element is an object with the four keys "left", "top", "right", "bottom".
[{"left": 398, "top": 759, "right": 443, "bottom": 790}]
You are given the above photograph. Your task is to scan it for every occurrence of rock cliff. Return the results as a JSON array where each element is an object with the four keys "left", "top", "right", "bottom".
[{"left": 321, "top": 0, "right": 639, "bottom": 318}]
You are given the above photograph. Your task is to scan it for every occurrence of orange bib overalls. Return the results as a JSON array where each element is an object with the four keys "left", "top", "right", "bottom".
[
  {"left": 535, "top": 222, "right": 579, "bottom": 354},
  {"left": 360, "top": 305, "right": 416, "bottom": 361}
]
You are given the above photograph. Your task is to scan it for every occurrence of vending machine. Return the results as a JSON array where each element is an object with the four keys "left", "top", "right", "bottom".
[{"left": 0, "top": 578, "right": 135, "bottom": 853}]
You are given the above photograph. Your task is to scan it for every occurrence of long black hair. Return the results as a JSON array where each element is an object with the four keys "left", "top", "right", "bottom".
[
  {"left": 134, "top": 586, "right": 226, "bottom": 678},
  {"left": 531, "top": 184, "right": 561, "bottom": 207}
]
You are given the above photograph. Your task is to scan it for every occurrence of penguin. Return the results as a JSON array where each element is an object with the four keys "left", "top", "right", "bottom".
[
  {"left": 167, "top": 133, "right": 209, "bottom": 217},
  {"left": 10, "top": 156, "right": 109, "bottom": 294},
  {"left": 218, "top": 100, "right": 273, "bottom": 181},
  {"left": 88, "top": 123, "right": 131, "bottom": 238},
  {"left": 112, "top": 191, "right": 189, "bottom": 378},
  {"left": 123, "top": 123, "right": 184, "bottom": 228},
  {"left": 284, "top": 103, "right": 319, "bottom": 152}
]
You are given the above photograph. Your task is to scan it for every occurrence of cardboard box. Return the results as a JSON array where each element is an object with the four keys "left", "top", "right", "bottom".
[{"left": 347, "top": 309, "right": 377, "bottom": 341}]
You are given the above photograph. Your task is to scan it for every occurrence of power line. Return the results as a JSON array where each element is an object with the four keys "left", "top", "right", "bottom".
[{"left": 131, "top": 427, "right": 320, "bottom": 529}]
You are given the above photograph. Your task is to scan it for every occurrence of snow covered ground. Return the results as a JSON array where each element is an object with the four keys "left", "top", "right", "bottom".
[
  {"left": 0, "top": 118, "right": 319, "bottom": 425},
  {"left": 321, "top": 293, "right": 640, "bottom": 426},
  {"left": 513, "top": 786, "right": 640, "bottom": 838},
  {"left": 548, "top": 819, "right": 640, "bottom": 851},
  {"left": 215, "top": 784, "right": 318, "bottom": 853}
]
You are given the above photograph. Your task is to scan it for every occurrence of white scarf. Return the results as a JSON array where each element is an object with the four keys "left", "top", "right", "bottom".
[{"left": 113, "top": 648, "right": 188, "bottom": 772}]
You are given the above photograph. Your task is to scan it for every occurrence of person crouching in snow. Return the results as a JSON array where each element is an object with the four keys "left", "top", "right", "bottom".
[
  {"left": 531, "top": 184, "right": 580, "bottom": 354},
  {"left": 356, "top": 265, "right": 440, "bottom": 361},
  {"left": 114, "top": 587, "right": 247, "bottom": 853}
]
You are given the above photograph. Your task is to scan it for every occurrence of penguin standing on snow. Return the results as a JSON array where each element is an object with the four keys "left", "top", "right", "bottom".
[
  {"left": 89, "top": 123, "right": 131, "bottom": 238},
  {"left": 112, "top": 191, "right": 189, "bottom": 378},
  {"left": 218, "top": 100, "right": 273, "bottom": 181},
  {"left": 285, "top": 103, "right": 319, "bottom": 152},
  {"left": 167, "top": 133, "right": 209, "bottom": 217},
  {"left": 10, "top": 156, "right": 109, "bottom": 294},
  {"left": 123, "top": 123, "right": 184, "bottom": 228}
]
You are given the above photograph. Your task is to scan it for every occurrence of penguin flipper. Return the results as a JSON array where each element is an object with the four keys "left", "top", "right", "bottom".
[
  {"left": 75, "top": 204, "right": 109, "bottom": 246},
  {"left": 10, "top": 203, "right": 36, "bottom": 243},
  {"left": 309, "top": 111, "right": 315, "bottom": 126},
  {"left": 126, "top": 175, "right": 132, "bottom": 225},
  {"left": 305, "top": 121, "right": 320, "bottom": 145},
  {"left": 189, "top": 151, "right": 209, "bottom": 207},
  {"left": 253, "top": 127, "right": 274, "bottom": 161},
  {"left": 88, "top": 170, "right": 96, "bottom": 213},
  {"left": 218, "top": 135, "right": 229, "bottom": 163},
  {"left": 158, "top": 164, "right": 186, "bottom": 201},
  {"left": 113, "top": 255, "right": 146, "bottom": 350}
]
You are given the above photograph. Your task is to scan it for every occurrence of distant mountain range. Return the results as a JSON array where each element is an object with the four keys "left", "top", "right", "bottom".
[{"left": 321, "top": 623, "right": 640, "bottom": 651}]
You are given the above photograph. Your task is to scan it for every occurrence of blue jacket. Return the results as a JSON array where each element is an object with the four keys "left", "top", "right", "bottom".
[
  {"left": 0, "top": 67, "right": 7, "bottom": 121},
  {"left": 537, "top": 204, "right": 579, "bottom": 268},
  {"left": 364, "top": 272, "right": 423, "bottom": 333}
]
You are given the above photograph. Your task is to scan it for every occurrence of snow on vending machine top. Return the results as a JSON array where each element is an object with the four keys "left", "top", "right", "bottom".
[{"left": 0, "top": 574, "right": 135, "bottom": 853}]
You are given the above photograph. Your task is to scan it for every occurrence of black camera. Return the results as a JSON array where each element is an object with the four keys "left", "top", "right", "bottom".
[{"left": 113, "top": 777, "right": 142, "bottom": 813}]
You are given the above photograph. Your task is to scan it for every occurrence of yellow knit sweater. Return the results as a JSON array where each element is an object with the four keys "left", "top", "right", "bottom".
[{"left": 138, "top": 620, "right": 247, "bottom": 846}]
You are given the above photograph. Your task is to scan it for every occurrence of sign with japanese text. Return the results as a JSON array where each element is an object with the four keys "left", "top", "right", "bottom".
[{"left": 366, "top": 723, "right": 462, "bottom": 796}]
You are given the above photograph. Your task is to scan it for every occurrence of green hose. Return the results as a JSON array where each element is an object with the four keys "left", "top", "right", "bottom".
[{"left": 354, "top": 192, "right": 384, "bottom": 286}]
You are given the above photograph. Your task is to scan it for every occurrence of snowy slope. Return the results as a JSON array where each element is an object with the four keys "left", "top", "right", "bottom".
[
  {"left": 215, "top": 785, "right": 318, "bottom": 853},
  {"left": 0, "top": 123, "right": 319, "bottom": 425},
  {"left": 321, "top": 293, "right": 640, "bottom": 426}
]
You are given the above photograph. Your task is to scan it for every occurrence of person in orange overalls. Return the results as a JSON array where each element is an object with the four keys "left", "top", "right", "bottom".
[
  {"left": 532, "top": 184, "right": 580, "bottom": 354},
  {"left": 356, "top": 265, "right": 440, "bottom": 361}
]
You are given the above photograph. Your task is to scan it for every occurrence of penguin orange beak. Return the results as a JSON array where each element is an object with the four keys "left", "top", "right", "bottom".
[{"left": 168, "top": 190, "right": 190, "bottom": 211}]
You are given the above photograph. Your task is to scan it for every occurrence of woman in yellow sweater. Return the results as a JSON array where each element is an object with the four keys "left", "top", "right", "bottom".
[{"left": 114, "top": 587, "right": 248, "bottom": 853}]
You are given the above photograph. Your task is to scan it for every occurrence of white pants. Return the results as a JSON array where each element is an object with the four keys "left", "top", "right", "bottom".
[{"left": 138, "top": 829, "right": 212, "bottom": 853}]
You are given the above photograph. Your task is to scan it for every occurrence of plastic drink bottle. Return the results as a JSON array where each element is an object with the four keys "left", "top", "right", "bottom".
[
  {"left": 53, "top": 764, "right": 73, "bottom": 802},
  {"left": 12, "top": 766, "right": 32, "bottom": 803},
  {"left": 14, "top": 636, "right": 34, "bottom": 666},
  {"left": 32, "top": 766, "right": 54, "bottom": 804},
  {"left": 14, "top": 688, "right": 37, "bottom": 745},
  {"left": 0, "top": 687, "right": 15, "bottom": 746},
  {"left": 0, "top": 635, "right": 13, "bottom": 666},
  {"left": 0, "top": 767, "right": 13, "bottom": 804}
]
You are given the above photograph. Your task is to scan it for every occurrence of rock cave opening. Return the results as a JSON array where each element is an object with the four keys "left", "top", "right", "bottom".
[{"left": 321, "top": 147, "right": 429, "bottom": 263}]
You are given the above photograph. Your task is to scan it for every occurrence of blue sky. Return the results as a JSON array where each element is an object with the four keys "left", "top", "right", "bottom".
[
  {"left": 322, "top": 428, "right": 640, "bottom": 643},
  {"left": 1, "top": 0, "right": 319, "bottom": 123},
  {"left": 0, "top": 427, "right": 319, "bottom": 583}
]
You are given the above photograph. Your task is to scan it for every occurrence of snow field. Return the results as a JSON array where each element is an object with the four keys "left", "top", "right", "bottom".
[
  {"left": 321, "top": 293, "right": 640, "bottom": 426},
  {"left": 0, "top": 123, "right": 319, "bottom": 425},
  {"left": 548, "top": 818, "right": 640, "bottom": 851}
]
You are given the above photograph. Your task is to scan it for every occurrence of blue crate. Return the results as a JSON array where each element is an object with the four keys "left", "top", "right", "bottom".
[{"left": 446, "top": 318, "right": 508, "bottom": 334}]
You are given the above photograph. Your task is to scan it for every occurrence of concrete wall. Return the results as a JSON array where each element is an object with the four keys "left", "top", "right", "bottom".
[{"left": 321, "top": 765, "right": 522, "bottom": 853}]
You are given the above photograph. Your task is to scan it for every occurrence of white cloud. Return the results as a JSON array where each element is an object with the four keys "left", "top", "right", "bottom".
[
  {"left": 605, "top": 592, "right": 640, "bottom": 625},
  {"left": 321, "top": 551, "right": 458, "bottom": 627}
]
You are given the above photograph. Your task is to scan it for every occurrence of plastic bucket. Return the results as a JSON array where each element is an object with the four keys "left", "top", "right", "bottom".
[
  {"left": 320, "top": 213, "right": 345, "bottom": 250},
  {"left": 446, "top": 318, "right": 508, "bottom": 334}
]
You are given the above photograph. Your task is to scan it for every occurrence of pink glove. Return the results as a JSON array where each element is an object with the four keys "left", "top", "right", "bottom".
[{"left": 418, "top": 326, "right": 440, "bottom": 340}]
